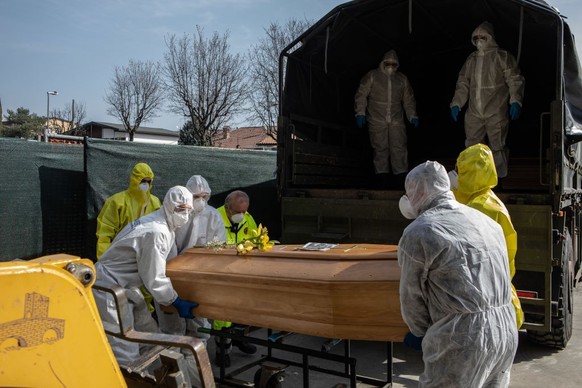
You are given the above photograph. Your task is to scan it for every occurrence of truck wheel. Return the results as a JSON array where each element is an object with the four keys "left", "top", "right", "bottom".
[{"left": 527, "top": 229, "right": 574, "bottom": 348}]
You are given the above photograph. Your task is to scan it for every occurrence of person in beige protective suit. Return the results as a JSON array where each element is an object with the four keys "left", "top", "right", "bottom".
[
  {"left": 354, "top": 50, "right": 419, "bottom": 189},
  {"left": 450, "top": 21, "right": 525, "bottom": 178}
]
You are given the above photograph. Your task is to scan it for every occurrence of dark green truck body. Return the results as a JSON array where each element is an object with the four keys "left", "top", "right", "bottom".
[{"left": 277, "top": 0, "right": 582, "bottom": 347}]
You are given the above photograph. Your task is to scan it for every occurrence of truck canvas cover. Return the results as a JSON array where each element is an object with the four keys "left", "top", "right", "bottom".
[
  {"left": 277, "top": 0, "right": 582, "bottom": 347},
  {"left": 280, "top": 0, "right": 582, "bottom": 172}
]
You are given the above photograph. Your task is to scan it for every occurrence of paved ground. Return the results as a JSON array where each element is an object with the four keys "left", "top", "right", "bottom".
[{"left": 208, "top": 285, "right": 582, "bottom": 387}]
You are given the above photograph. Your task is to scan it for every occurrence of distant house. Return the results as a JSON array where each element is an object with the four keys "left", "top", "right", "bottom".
[
  {"left": 212, "top": 126, "right": 276, "bottom": 150},
  {"left": 80, "top": 121, "right": 179, "bottom": 145},
  {"left": 48, "top": 117, "right": 72, "bottom": 134}
]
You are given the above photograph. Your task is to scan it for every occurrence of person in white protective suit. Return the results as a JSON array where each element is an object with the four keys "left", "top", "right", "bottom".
[
  {"left": 173, "top": 175, "right": 226, "bottom": 254},
  {"left": 354, "top": 49, "right": 419, "bottom": 189},
  {"left": 450, "top": 21, "right": 525, "bottom": 178},
  {"left": 397, "top": 161, "right": 518, "bottom": 387},
  {"left": 156, "top": 175, "right": 226, "bottom": 353},
  {"left": 93, "top": 185, "right": 201, "bottom": 386}
]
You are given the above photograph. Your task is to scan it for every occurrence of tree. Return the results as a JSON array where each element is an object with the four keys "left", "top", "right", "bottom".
[
  {"left": 50, "top": 101, "right": 87, "bottom": 133},
  {"left": 104, "top": 59, "right": 164, "bottom": 141},
  {"left": 163, "top": 26, "right": 247, "bottom": 146},
  {"left": 178, "top": 120, "right": 199, "bottom": 145},
  {"left": 0, "top": 107, "right": 45, "bottom": 139},
  {"left": 247, "top": 18, "right": 311, "bottom": 140}
]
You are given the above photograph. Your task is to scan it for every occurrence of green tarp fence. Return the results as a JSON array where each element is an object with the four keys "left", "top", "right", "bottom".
[
  {"left": 0, "top": 138, "right": 85, "bottom": 260},
  {"left": 1, "top": 137, "right": 279, "bottom": 261}
]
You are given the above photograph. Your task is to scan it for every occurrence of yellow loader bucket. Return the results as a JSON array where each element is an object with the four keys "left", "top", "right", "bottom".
[{"left": 0, "top": 254, "right": 126, "bottom": 387}]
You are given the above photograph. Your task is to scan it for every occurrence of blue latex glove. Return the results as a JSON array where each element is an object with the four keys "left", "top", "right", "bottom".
[
  {"left": 509, "top": 102, "right": 521, "bottom": 121},
  {"left": 171, "top": 297, "right": 198, "bottom": 319},
  {"left": 410, "top": 117, "right": 419, "bottom": 128},
  {"left": 403, "top": 332, "right": 423, "bottom": 352},
  {"left": 355, "top": 115, "right": 366, "bottom": 129},
  {"left": 450, "top": 106, "right": 460, "bottom": 122}
]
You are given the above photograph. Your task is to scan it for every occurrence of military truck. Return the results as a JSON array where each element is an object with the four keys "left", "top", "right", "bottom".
[{"left": 277, "top": 0, "right": 582, "bottom": 348}]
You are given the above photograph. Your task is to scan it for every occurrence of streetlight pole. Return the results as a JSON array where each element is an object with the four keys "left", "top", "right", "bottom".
[{"left": 45, "top": 90, "right": 58, "bottom": 142}]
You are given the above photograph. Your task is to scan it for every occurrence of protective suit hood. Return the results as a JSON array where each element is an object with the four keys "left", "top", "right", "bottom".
[
  {"left": 186, "top": 175, "right": 211, "bottom": 200},
  {"left": 129, "top": 163, "right": 155, "bottom": 197},
  {"left": 456, "top": 144, "right": 498, "bottom": 199},
  {"left": 471, "top": 22, "right": 498, "bottom": 50},
  {"left": 379, "top": 50, "right": 399, "bottom": 73},
  {"left": 163, "top": 186, "right": 193, "bottom": 231},
  {"left": 405, "top": 161, "right": 453, "bottom": 216}
]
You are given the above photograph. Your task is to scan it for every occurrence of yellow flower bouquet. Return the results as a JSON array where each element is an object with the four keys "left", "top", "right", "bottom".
[
  {"left": 206, "top": 224, "right": 279, "bottom": 255},
  {"left": 235, "top": 224, "right": 279, "bottom": 255}
]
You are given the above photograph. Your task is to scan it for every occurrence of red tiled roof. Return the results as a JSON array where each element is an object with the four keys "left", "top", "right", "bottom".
[
  {"left": 48, "top": 138, "right": 83, "bottom": 145},
  {"left": 212, "top": 127, "right": 276, "bottom": 149},
  {"left": 257, "top": 135, "right": 277, "bottom": 146}
]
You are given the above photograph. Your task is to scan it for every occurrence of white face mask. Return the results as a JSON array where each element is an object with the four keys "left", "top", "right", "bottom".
[
  {"left": 172, "top": 211, "right": 190, "bottom": 228},
  {"left": 399, "top": 195, "right": 418, "bottom": 220},
  {"left": 448, "top": 170, "right": 458, "bottom": 191},
  {"left": 230, "top": 212, "right": 244, "bottom": 224},
  {"left": 192, "top": 198, "right": 206, "bottom": 213},
  {"left": 386, "top": 67, "right": 396, "bottom": 75},
  {"left": 475, "top": 39, "right": 486, "bottom": 51},
  {"left": 138, "top": 182, "right": 150, "bottom": 193}
]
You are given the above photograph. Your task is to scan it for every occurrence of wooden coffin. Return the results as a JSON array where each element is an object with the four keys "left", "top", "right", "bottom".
[{"left": 166, "top": 244, "right": 408, "bottom": 342}]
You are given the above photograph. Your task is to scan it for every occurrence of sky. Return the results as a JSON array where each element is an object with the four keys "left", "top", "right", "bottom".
[{"left": 1, "top": 0, "right": 581, "bottom": 132}]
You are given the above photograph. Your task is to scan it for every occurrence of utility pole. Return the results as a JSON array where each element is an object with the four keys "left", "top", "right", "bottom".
[
  {"left": 71, "top": 99, "right": 75, "bottom": 131},
  {"left": 45, "top": 91, "right": 58, "bottom": 142}
]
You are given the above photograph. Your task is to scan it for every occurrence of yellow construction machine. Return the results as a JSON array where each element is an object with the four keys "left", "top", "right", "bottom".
[{"left": 0, "top": 254, "right": 214, "bottom": 387}]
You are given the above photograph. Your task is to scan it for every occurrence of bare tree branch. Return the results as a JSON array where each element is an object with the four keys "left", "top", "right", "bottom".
[
  {"left": 50, "top": 101, "right": 87, "bottom": 133},
  {"left": 247, "top": 18, "right": 311, "bottom": 140},
  {"left": 163, "top": 26, "right": 247, "bottom": 146},
  {"left": 104, "top": 60, "right": 164, "bottom": 141}
]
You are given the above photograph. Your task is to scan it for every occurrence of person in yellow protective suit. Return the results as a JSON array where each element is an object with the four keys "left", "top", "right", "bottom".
[
  {"left": 96, "top": 162, "right": 162, "bottom": 259},
  {"left": 213, "top": 190, "right": 259, "bottom": 367},
  {"left": 96, "top": 162, "right": 161, "bottom": 312},
  {"left": 453, "top": 143, "right": 524, "bottom": 329}
]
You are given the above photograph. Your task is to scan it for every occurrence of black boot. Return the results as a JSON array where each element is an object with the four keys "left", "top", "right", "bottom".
[
  {"left": 214, "top": 327, "right": 233, "bottom": 368},
  {"left": 233, "top": 339, "right": 257, "bottom": 354},
  {"left": 214, "top": 350, "right": 231, "bottom": 367}
]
